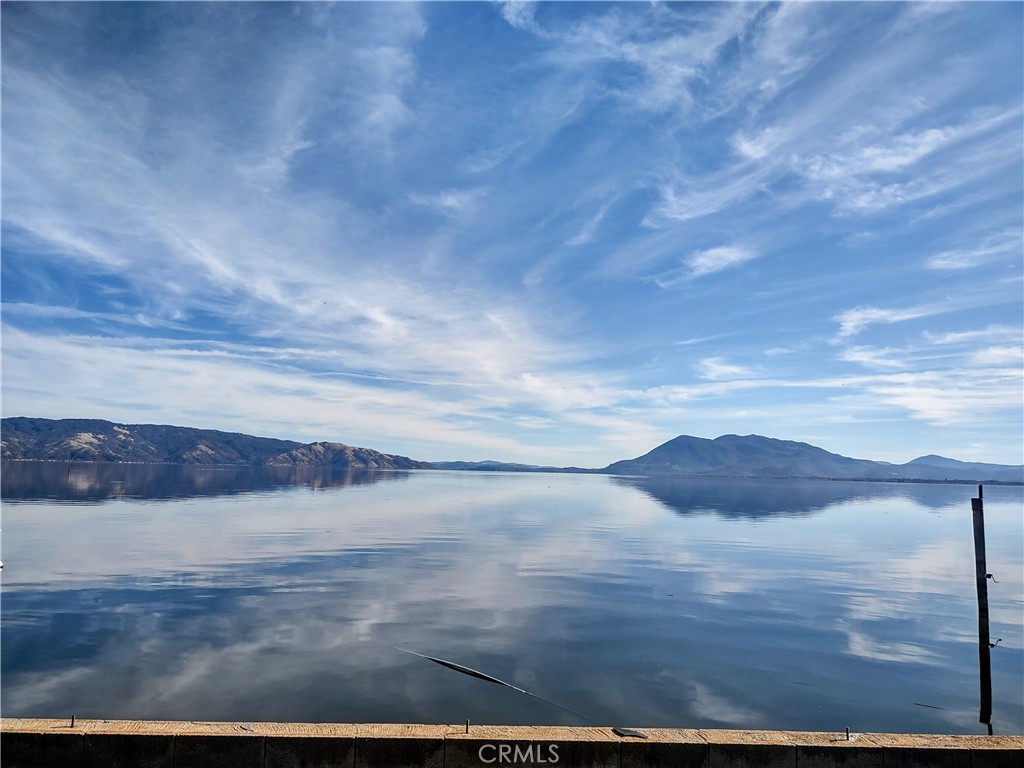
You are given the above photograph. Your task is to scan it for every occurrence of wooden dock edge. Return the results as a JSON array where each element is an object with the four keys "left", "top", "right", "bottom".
[{"left": 2, "top": 718, "right": 1021, "bottom": 767}]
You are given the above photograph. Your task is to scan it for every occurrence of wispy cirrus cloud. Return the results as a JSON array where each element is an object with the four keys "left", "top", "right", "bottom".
[
  {"left": 651, "top": 246, "right": 758, "bottom": 288},
  {"left": 696, "top": 357, "right": 757, "bottom": 382},
  {"left": 653, "top": 105, "right": 1022, "bottom": 225},
  {"left": 498, "top": 1, "right": 541, "bottom": 34},
  {"left": 308, "top": 4, "right": 427, "bottom": 157},
  {"left": 839, "top": 346, "right": 908, "bottom": 370},
  {"left": 639, "top": 3, "right": 1022, "bottom": 227},
  {"left": 566, "top": 200, "right": 613, "bottom": 246},
  {"left": 924, "top": 229, "right": 1023, "bottom": 270},
  {"left": 797, "top": 109, "right": 1022, "bottom": 215},
  {"left": 970, "top": 346, "right": 1024, "bottom": 367},
  {"left": 686, "top": 246, "right": 758, "bottom": 278},
  {"left": 408, "top": 188, "right": 484, "bottom": 216},
  {"left": 833, "top": 305, "right": 935, "bottom": 340},
  {"left": 0, "top": 325, "right": 635, "bottom": 465},
  {"left": 923, "top": 325, "right": 1022, "bottom": 346},
  {"left": 862, "top": 370, "right": 1023, "bottom": 427},
  {"left": 461, "top": 137, "right": 530, "bottom": 174},
  {"left": 547, "top": 2, "right": 763, "bottom": 115}
]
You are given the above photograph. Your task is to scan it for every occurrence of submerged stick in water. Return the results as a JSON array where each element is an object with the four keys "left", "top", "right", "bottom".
[{"left": 393, "top": 646, "right": 596, "bottom": 724}]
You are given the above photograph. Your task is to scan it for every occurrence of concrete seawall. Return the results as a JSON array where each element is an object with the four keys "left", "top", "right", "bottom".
[{"left": 2, "top": 719, "right": 1020, "bottom": 768}]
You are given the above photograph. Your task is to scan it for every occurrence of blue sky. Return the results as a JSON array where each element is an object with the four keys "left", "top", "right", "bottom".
[{"left": 2, "top": 2, "right": 1022, "bottom": 466}]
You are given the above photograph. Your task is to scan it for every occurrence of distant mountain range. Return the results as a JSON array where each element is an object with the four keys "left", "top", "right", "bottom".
[
  {"left": 601, "top": 434, "right": 1023, "bottom": 484},
  {"left": 431, "top": 459, "right": 589, "bottom": 473},
  {"left": 0, "top": 418, "right": 429, "bottom": 470},
  {"left": 2, "top": 417, "right": 1021, "bottom": 483}
]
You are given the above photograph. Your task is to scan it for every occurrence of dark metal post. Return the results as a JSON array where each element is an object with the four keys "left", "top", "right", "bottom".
[{"left": 972, "top": 484, "right": 992, "bottom": 734}]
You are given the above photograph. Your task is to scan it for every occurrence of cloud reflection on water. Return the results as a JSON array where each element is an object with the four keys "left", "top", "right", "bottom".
[{"left": 1, "top": 466, "right": 1021, "bottom": 733}]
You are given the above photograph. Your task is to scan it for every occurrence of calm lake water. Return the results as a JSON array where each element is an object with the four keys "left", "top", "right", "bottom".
[{"left": 2, "top": 462, "right": 1022, "bottom": 734}]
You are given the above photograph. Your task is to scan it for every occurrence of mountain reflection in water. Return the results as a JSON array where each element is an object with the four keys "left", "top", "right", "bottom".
[
  {"left": 0, "top": 461, "right": 411, "bottom": 502},
  {"left": 614, "top": 475, "right": 971, "bottom": 518}
]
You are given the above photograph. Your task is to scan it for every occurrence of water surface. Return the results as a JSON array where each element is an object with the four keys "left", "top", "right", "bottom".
[{"left": 2, "top": 463, "right": 1021, "bottom": 734}]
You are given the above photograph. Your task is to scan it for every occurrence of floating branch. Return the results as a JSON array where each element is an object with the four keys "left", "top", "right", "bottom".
[{"left": 393, "top": 646, "right": 596, "bottom": 724}]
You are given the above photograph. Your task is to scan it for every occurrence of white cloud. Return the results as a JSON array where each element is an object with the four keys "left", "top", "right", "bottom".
[
  {"left": 923, "top": 325, "right": 1022, "bottom": 346},
  {"left": 925, "top": 230, "right": 1023, "bottom": 270},
  {"left": 970, "top": 346, "right": 1023, "bottom": 367},
  {"left": 408, "top": 188, "right": 483, "bottom": 215},
  {"left": 645, "top": 176, "right": 769, "bottom": 225},
  {"left": 839, "top": 346, "right": 908, "bottom": 369},
  {"left": 862, "top": 370, "right": 1023, "bottom": 426},
  {"left": 798, "top": 109, "right": 1022, "bottom": 215},
  {"left": 696, "top": 357, "right": 756, "bottom": 382},
  {"left": 462, "top": 137, "right": 530, "bottom": 174},
  {"left": 499, "top": 1, "right": 540, "bottom": 34},
  {"left": 807, "top": 126, "right": 958, "bottom": 180},
  {"left": 685, "top": 246, "right": 758, "bottom": 278},
  {"left": 833, "top": 305, "right": 931, "bottom": 339},
  {"left": 542, "top": 2, "right": 761, "bottom": 115},
  {"left": 566, "top": 200, "right": 612, "bottom": 246},
  {"left": 2, "top": 323, "right": 672, "bottom": 467},
  {"left": 746, "top": 2, "right": 818, "bottom": 77},
  {"left": 731, "top": 128, "right": 777, "bottom": 161},
  {"left": 649, "top": 360, "right": 1022, "bottom": 434},
  {"left": 0, "top": 327, "right": 559, "bottom": 460},
  {"left": 645, "top": 27, "right": 1022, "bottom": 224},
  {"left": 348, "top": 44, "right": 421, "bottom": 154}
]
